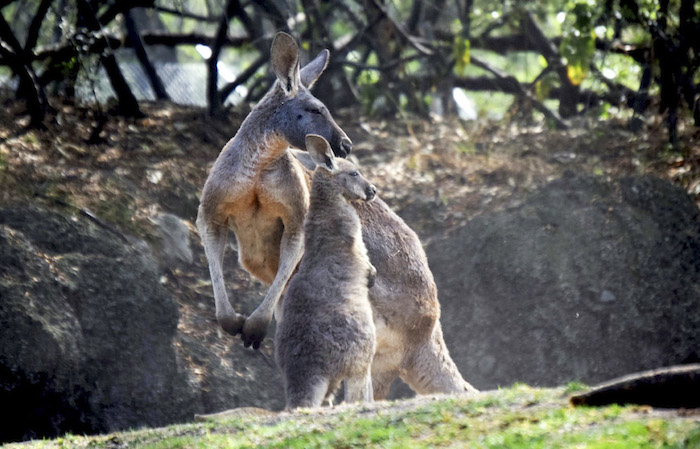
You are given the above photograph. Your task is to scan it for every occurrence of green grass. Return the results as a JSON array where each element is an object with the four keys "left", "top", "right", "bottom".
[{"left": 7, "top": 386, "right": 700, "bottom": 449}]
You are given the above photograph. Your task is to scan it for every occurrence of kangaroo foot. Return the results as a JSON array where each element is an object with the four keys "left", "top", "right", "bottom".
[
  {"left": 241, "top": 316, "right": 270, "bottom": 349},
  {"left": 218, "top": 312, "right": 247, "bottom": 336}
]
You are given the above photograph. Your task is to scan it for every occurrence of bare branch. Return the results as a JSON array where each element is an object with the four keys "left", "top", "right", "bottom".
[
  {"left": 124, "top": 10, "right": 169, "bottom": 100},
  {"left": 208, "top": 0, "right": 252, "bottom": 115},
  {"left": 33, "top": 31, "right": 249, "bottom": 63},
  {"left": 0, "top": 0, "right": 18, "bottom": 9},
  {"left": 0, "top": 9, "right": 47, "bottom": 125},
  {"left": 368, "top": 0, "right": 433, "bottom": 56},
  {"left": 218, "top": 51, "right": 268, "bottom": 103},
  {"left": 152, "top": 5, "right": 219, "bottom": 23},
  {"left": 521, "top": 10, "right": 578, "bottom": 118},
  {"left": 471, "top": 56, "right": 568, "bottom": 129},
  {"left": 77, "top": 0, "right": 142, "bottom": 117},
  {"left": 97, "top": 0, "right": 153, "bottom": 26},
  {"left": 24, "top": 0, "right": 52, "bottom": 53}
]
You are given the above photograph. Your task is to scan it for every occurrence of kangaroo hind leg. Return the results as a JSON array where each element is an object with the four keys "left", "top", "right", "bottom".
[
  {"left": 196, "top": 214, "right": 246, "bottom": 335},
  {"left": 402, "top": 324, "right": 478, "bottom": 395},
  {"left": 286, "top": 375, "right": 330, "bottom": 409},
  {"left": 345, "top": 370, "right": 374, "bottom": 404}
]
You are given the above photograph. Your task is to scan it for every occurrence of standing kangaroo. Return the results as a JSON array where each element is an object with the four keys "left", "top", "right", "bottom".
[
  {"left": 197, "top": 32, "right": 477, "bottom": 399},
  {"left": 276, "top": 135, "right": 377, "bottom": 409}
]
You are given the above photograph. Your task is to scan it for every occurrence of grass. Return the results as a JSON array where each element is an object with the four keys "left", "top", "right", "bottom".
[{"left": 7, "top": 385, "right": 700, "bottom": 449}]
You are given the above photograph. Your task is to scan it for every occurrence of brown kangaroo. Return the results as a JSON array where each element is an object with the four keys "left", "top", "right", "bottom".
[
  {"left": 196, "top": 32, "right": 477, "bottom": 399},
  {"left": 275, "top": 135, "right": 377, "bottom": 409}
]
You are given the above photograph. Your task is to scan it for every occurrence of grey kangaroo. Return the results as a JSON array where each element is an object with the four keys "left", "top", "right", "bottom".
[
  {"left": 196, "top": 32, "right": 477, "bottom": 399},
  {"left": 275, "top": 135, "right": 376, "bottom": 409}
]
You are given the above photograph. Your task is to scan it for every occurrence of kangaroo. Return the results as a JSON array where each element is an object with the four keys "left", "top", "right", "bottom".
[
  {"left": 196, "top": 32, "right": 478, "bottom": 400},
  {"left": 275, "top": 135, "right": 377, "bottom": 409},
  {"left": 196, "top": 32, "right": 351, "bottom": 340}
]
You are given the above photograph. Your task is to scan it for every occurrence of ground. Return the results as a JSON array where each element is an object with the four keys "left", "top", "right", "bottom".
[
  {"left": 1, "top": 98, "right": 699, "bottom": 444},
  {"left": 5, "top": 385, "right": 700, "bottom": 448}
]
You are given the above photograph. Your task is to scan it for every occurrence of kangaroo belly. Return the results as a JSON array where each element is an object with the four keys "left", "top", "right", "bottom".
[
  {"left": 372, "top": 313, "right": 406, "bottom": 373},
  {"left": 229, "top": 201, "right": 284, "bottom": 285}
]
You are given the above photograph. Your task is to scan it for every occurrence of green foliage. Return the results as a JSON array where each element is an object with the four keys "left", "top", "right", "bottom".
[
  {"left": 535, "top": 72, "right": 558, "bottom": 102},
  {"left": 1, "top": 0, "right": 695, "bottom": 142},
  {"left": 686, "top": 426, "right": 700, "bottom": 449},
  {"left": 9, "top": 386, "right": 700, "bottom": 449},
  {"left": 559, "top": 0, "right": 597, "bottom": 86},
  {"left": 563, "top": 381, "right": 588, "bottom": 394},
  {"left": 454, "top": 36, "right": 472, "bottom": 76}
]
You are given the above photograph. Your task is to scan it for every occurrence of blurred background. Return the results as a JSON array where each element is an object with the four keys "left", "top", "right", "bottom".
[
  {"left": 2, "top": 0, "right": 698, "bottom": 144},
  {"left": 0, "top": 0, "right": 699, "bottom": 444}
]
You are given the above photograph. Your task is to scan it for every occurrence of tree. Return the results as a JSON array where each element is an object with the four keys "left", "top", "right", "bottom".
[{"left": 0, "top": 0, "right": 696, "bottom": 149}]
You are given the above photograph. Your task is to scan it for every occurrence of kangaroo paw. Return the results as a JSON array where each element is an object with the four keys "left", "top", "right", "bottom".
[
  {"left": 367, "top": 263, "right": 377, "bottom": 288},
  {"left": 241, "top": 316, "right": 269, "bottom": 350},
  {"left": 218, "top": 313, "right": 247, "bottom": 336}
]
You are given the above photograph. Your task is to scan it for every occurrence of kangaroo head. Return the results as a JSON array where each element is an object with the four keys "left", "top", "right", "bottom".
[
  {"left": 268, "top": 32, "right": 352, "bottom": 158},
  {"left": 306, "top": 134, "right": 376, "bottom": 202}
]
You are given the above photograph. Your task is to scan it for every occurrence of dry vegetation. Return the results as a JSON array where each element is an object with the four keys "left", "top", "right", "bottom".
[{"left": 1, "top": 97, "right": 699, "bottom": 407}]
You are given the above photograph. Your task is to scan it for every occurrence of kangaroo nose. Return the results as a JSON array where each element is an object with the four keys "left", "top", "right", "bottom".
[
  {"left": 340, "top": 137, "right": 352, "bottom": 157},
  {"left": 365, "top": 184, "right": 377, "bottom": 201}
]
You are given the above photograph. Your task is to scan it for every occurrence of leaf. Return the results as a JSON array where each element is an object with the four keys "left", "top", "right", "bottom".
[
  {"left": 566, "top": 63, "right": 588, "bottom": 86},
  {"left": 559, "top": 0, "right": 597, "bottom": 86},
  {"left": 453, "top": 36, "right": 471, "bottom": 76}
]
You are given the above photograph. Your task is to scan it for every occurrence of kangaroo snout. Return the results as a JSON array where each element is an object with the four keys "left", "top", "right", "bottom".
[{"left": 365, "top": 184, "right": 377, "bottom": 201}]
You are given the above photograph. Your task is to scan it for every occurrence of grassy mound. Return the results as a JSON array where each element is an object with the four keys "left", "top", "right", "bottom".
[{"left": 9, "top": 385, "right": 700, "bottom": 449}]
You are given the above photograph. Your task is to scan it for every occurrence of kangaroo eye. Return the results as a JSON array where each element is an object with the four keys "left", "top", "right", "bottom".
[
  {"left": 350, "top": 171, "right": 359, "bottom": 177},
  {"left": 306, "top": 108, "right": 322, "bottom": 115}
]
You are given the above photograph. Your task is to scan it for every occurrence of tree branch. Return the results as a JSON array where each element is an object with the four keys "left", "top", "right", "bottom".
[
  {"left": 24, "top": 0, "right": 52, "bottom": 54},
  {"left": 0, "top": 10, "right": 47, "bottom": 126},
  {"left": 124, "top": 10, "right": 169, "bottom": 100},
  {"left": 97, "top": 0, "right": 153, "bottom": 26},
  {"left": 218, "top": 51, "right": 267, "bottom": 103},
  {"left": 77, "top": 0, "right": 142, "bottom": 117},
  {"left": 32, "top": 31, "right": 249, "bottom": 64},
  {"left": 521, "top": 10, "right": 578, "bottom": 118},
  {"left": 0, "top": 0, "right": 18, "bottom": 9},
  {"left": 432, "top": 29, "right": 649, "bottom": 64},
  {"left": 368, "top": 0, "right": 433, "bottom": 56},
  {"left": 152, "top": 5, "right": 219, "bottom": 23},
  {"left": 471, "top": 56, "right": 568, "bottom": 129},
  {"left": 208, "top": 0, "right": 249, "bottom": 115}
]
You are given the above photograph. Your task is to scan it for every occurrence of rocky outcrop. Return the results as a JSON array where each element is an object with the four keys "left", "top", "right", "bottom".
[
  {"left": 0, "top": 206, "right": 195, "bottom": 442},
  {"left": 428, "top": 175, "right": 700, "bottom": 390}
]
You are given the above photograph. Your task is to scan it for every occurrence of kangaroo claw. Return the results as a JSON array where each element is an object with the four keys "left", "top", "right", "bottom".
[
  {"left": 241, "top": 317, "right": 268, "bottom": 349},
  {"left": 367, "top": 264, "right": 377, "bottom": 289},
  {"left": 218, "top": 313, "right": 247, "bottom": 336}
]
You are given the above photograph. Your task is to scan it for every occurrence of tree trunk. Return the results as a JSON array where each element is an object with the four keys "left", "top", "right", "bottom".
[
  {"left": 124, "top": 10, "right": 170, "bottom": 100},
  {"left": 522, "top": 11, "right": 578, "bottom": 118},
  {"left": 77, "top": 0, "right": 143, "bottom": 117},
  {"left": 0, "top": 10, "right": 47, "bottom": 126},
  {"left": 24, "top": 0, "right": 52, "bottom": 54},
  {"left": 208, "top": 0, "right": 234, "bottom": 115}
]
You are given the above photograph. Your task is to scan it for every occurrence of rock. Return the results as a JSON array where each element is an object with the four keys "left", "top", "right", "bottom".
[
  {"left": 427, "top": 175, "right": 700, "bottom": 389},
  {"left": 150, "top": 212, "right": 194, "bottom": 266},
  {"left": 0, "top": 205, "right": 196, "bottom": 442}
]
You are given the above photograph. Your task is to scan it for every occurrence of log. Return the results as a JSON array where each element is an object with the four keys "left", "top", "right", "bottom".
[{"left": 570, "top": 364, "right": 700, "bottom": 408}]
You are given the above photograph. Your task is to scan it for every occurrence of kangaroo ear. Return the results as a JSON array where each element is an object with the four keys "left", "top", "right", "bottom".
[
  {"left": 300, "top": 49, "right": 329, "bottom": 89},
  {"left": 305, "top": 134, "right": 335, "bottom": 172},
  {"left": 270, "top": 32, "right": 300, "bottom": 97}
]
